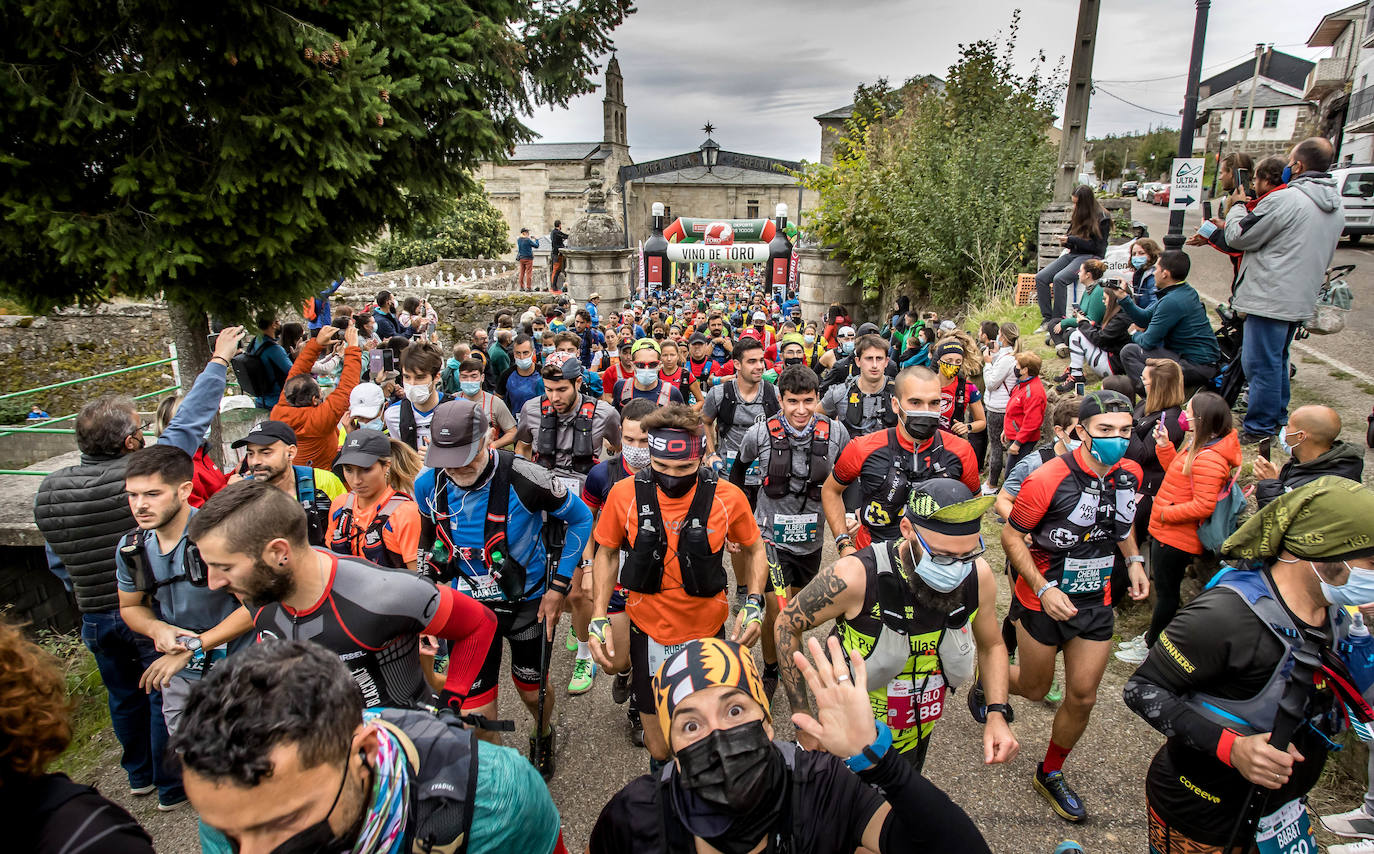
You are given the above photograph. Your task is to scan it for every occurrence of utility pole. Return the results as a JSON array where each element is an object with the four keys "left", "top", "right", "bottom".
[
  {"left": 1164, "top": 0, "right": 1210, "bottom": 252},
  {"left": 1238, "top": 44, "right": 1265, "bottom": 154},
  {"left": 1053, "top": 0, "right": 1101, "bottom": 202}
]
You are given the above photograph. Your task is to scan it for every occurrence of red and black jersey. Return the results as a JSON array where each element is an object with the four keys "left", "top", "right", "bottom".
[
  {"left": 832, "top": 427, "right": 979, "bottom": 546},
  {"left": 1009, "top": 446, "right": 1142, "bottom": 611}
]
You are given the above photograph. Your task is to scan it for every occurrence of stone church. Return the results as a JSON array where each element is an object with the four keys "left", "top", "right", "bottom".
[{"left": 477, "top": 56, "right": 819, "bottom": 254}]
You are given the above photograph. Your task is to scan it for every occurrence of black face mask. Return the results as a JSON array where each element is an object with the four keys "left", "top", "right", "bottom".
[
  {"left": 674, "top": 719, "right": 782, "bottom": 815},
  {"left": 902, "top": 409, "right": 940, "bottom": 441},
  {"left": 654, "top": 468, "right": 698, "bottom": 499},
  {"left": 782, "top": 356, "right": 804, "bottom": 367},
  {"left": 268, "top": 753, "right": 366, "bottom": 854}
]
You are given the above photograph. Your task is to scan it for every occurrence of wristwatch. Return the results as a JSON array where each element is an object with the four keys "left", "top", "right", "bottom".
[
  {"left": 985, "top": 703, "right": 1014, "bottom": 721},
  {"left": 843, "top": 721, "right": 894, "bottom": 772},
  {"left": 1126, "top": 555, "right": 1146, "bottom": 565}
]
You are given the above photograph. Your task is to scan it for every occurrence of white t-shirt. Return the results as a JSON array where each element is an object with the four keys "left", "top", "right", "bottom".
[{"left": 383, "top": 397, "right": 441, "bottom": 452}]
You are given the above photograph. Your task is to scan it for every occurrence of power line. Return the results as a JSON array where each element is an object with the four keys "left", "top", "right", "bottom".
[
  {"left": 1092, "top": 42, "right": 1318, "bottom": 86},
  {"left": 1093, "top": 84, "right": 1180, "bottom": 118}
]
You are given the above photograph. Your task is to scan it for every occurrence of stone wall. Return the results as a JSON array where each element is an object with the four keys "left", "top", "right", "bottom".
[{"left": 0, "top": 546, "right": 78, "bottom": 633}]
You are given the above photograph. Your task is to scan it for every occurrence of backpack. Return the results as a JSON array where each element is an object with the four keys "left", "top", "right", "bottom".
[
  {"left": 302, "top": 298, "right": 318, "bottom": 322},
  {"left": 231, "top": 338, "right": 273, "bottom": 400},
  {"left": 1198, "top": 467, "right": 1245, "bottom": 553}
]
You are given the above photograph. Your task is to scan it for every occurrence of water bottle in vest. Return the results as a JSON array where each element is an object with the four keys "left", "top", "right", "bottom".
[{"left": 1347, "top": 612, "right": 1374, "bottom": 742}]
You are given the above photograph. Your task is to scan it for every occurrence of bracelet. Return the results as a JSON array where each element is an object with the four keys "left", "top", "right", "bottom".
[
  {"left": 1036, "top": 581, "right": 1057, "bottom": 598},
  {"left": 834, "top": 533, "right": 853, "bottom": 548},
  {"left": 843, "top": 721, "right": 893, "bottom": 772},
  {"left": 209, "top": 356, "right": 229, "bottom": 367},
  {"left": 547, "top": 574, "right": 572, "bottom": 596},
  {"left": 1126, "top": 555, "right": 1145, "bottom": 565}
]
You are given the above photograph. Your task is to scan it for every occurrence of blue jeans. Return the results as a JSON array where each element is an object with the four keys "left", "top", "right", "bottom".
[
  {"left": 80, "top": 611, "right": 183, "bottom": 803},
  {"left": 1240, "top": 315, "right": 1299, "bottom": 436},
  {"left": 1035, "top": 253, "right": 1092, "bottom": 322}
]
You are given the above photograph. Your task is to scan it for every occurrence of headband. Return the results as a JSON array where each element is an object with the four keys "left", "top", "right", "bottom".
[
  {"left": 936, "top": 340, "right": 965, "bottom": 361},
  {"left": 653, "top": 638, "right": 770, "bottom": 742},
  {"left": 647, "top": 427, "right": 704, "bottom": 460}
]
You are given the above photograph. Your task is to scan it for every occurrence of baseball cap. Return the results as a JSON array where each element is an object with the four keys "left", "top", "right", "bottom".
[
  {"left": 425, "top": 399, "right": 489, "bottom": 469},
  {"left": 904, "top": 478, "right": 995, "bottom": 534},
  {"left": 349, "top": 383, "right": 385, "bottom": 420},
  {"left": 752, "top": 311, "right": 767, "bottom": 322},
  {"left": 837, "top": 325, "right": 856, "bottom": 338},
  {"left": 231, "top": 420, "right": 297, "bottom": 449},
  {"left": 939, "top": 320, "right": 958, "bottom": 331},
  {"left": 335, "top": 429, "right": 392, "bottom": 468},
  {"left": 541, "top": 351, "right": 583, "bottom": 381},
  {"left": 631, "top": 337, "right": 661, "bottom": 357},
  {"left": 688, "top": 332, "right": 709, "bottom": 345},
  {"left": 856, "top": 322, "right": 880, "bottom": 336},
  {"left": 1078, "top": 389, "right": 1134, "bottom": 421}
]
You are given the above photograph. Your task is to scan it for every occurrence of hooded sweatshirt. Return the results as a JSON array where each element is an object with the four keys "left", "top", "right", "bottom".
[
  {"left": 1255, "top": 440, "right": 1366, "bottom": 509},
  {"left": 1149, "top": 430, "right": 1243, "bottom": 555},
  {"left": 1224, "top": 173, "right": 1344, "bottom": 322}
]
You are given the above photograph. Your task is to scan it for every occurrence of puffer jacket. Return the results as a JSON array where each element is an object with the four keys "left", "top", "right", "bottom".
[
  {"left": 1148, "top": 430, "right": 1243, "bottom": 555},
  {"left": 1225, "top": 173, "right": 1344, "bottom": 322},
  {"left": 34, "top": 361, "right": 226, "bottom": 612},
  {"left": 1255, "top": 440, "right": 1365, "bottom": 509}
]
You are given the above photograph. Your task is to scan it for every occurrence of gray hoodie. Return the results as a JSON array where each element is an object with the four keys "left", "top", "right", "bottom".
[{"left": 1224, "top": 173, "right": 1344, "bottom": 322}]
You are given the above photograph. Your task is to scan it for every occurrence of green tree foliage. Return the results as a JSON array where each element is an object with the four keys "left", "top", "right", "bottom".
[
  {"left": 800, "top": 13, "right": 1061, "bottom": 304},
  {"left": 1133, "top": 129, "right": 1182, "bottom": 181},
  {"left": 373, "top": 190, "right": 511, "bottom": 270},
  {"left": 0, "top": 0, "right": 632, "bottom": 320},
  {"left": 1097, "top": 150, "right": 1123, "bottom": 184}
]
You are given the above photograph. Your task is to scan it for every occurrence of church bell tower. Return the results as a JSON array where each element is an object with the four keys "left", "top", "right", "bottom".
[{"left": 602, "top": 53, "right": 628, "bottom": 153}]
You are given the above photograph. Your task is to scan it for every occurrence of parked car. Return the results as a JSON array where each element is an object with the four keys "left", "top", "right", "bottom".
[
  {"left": 1137, "top": 182, "right": 1160, "bottom": 202},
  {"left": 1153, "top": 184, "right": 1171, "bottom": 206},
  {"left": 1121, "top": 180, "right": 1139, "bottom": 198},
  {"left": 1331, "top": 165, "right": 1374, "bottom": 244}
]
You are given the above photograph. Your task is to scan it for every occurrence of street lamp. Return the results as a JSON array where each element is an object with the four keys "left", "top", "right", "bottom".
[
  {"left": 700, "top": 136, "right": 720, "bottom": 172},
  {"left": 1209, "top": 127, "right": 1228, "bottom": 197}
]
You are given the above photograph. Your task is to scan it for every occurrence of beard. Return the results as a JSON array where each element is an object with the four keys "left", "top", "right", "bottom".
[
  {"left": 898, "top": 541, "right": 969, "bottom": 614},
  {"left": 239, "top": 555, "right": 296, "bottom": 604},
  {"left": 250, "top": 459, "right": 291, "bottom": 486}
]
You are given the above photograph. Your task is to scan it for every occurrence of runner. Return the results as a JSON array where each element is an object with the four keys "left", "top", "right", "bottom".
[
  {"left": 776, "top": 479, "right": 1017, "bottom": 771},
  {"left": 1124, "top": 478, "right": 1374, "bottom": 854},
  {"left": 233, "top": 420, "right": 345, "bottom": 547},
  {"left": 732, "top": 363, "right": 849, "bottom": 699},
  {"left": 703, "top": 336, "right": 780, "bottom": 508},
  {"left": 326, "top": 429, "right": 424, "bottom": 570},
  {"left": 821, "top": 333, "right": 899, "bottom": 438},
  {"left": 383, "top": 342, "right": 450, "bottom": 452},
  {"left": 1004, "top": 390, "right": 1149, "bottom": 823},
  {"left": 658, "top": 339, "right": 704, "bottom": 406},
  {"left": 933, "top": 338, "right": 987, "bottom": 440},
  {"left": 414, "top": 398, "right": 593, "bottom": 776},
  {"left": 823, "top": 366, "right": 979, "bottom": 556},
  {"left": 606, "top": 338, "right": 684, "bottom": 411},
  {"left": 188, "top": 479, "right": 497, "bottom": 714},
  {"left": 587, "top": 404, "right": 766, "bottom": 771}
]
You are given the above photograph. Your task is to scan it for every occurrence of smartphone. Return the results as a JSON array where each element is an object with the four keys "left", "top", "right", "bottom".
[
  {"left": 1258, "top": 439, "right": 1271, "bottom": 461},
  {"left": 1074, "top": 382, "right": 1085, "bottom": 396},
  {"left": 1202, "top": 200, "right": 1213, "bottom": 221},
  {"left": 1235, "top": 167, "right": 1253, "bottom": 197},
  {"left": 206, "top": 333, "right": 218, "bottom": 350},
  {"left": 370, "top": 349, "right": 395, "bottom": 377}
]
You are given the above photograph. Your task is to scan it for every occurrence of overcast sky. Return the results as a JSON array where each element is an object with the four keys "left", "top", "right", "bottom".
[{"left": 520, "top": 0, "right": 1331, "bottom": 163}]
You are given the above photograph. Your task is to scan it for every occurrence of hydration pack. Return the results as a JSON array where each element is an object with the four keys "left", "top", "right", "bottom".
[
  {"left": 620, "top": 469, "right": 726, "bottom": 597},
  {"left": 535, "top": 395, "right": 598, "bottom": 474},
  {"left": 763, "top": 416, "right": 831, "bottom": 501}
]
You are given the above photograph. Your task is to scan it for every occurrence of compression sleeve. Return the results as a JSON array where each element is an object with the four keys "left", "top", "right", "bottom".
[
  {"left": 549, "top": 491, "right": 593, "bottom": 582},
  {"left": 859, "top": 748, "right": 991, "bottom": 854},
  {"left": 426, "top": 585, "right": 498, "bottom": 709}
]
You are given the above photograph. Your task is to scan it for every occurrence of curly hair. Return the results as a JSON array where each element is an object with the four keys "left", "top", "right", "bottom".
[{"left": 0, "top": 620, "right": 72, "bottom": 779}]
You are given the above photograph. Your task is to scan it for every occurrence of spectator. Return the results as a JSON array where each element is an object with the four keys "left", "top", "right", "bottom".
[
  {"left": 1057, "top": 266, "right": 1136, "bottom": 392},
  {"left": 354, "top": 311, "right": 380, "bottom": 351},
  {"left": 345, "top": 382, "right": 386, "bottom": 434},
  {"left": 1224, "top": 139, "right": 1345, "bottom": 442},
  {"left": 981, "top": 322, "right": 1020, "bottom": 493},
  {"left": 1128, "top": 238, "right": 1162, "bottom": 308},
  {"left": 1114, "top": 250, "right": 1221, "bottom": 395},
  {"left": 1142, "top": 391, "right": 1239, "bottom": 649},
  {"left": 496, "top": 334, "right": 546, "bottom": 417},
  {"left": 1186, "top": 153, "right": 1254, "bottom": 289},
  {"left": 487, "top": 328, "right": 513, "bottom": 388},
  {"left": 1003, "top": 351, "right": 1047, "bottom": 473},
  {"left": 33, "top": 326, "right": 245, "bottom": 812},
  {"left": 370, "top": 290, "right": 404, "bottom": 340},
  {"left": 1036, "top": 185, "right": 1111, "bottom": 329},
  {"left": 1047, "top": 258, "right": 1109, "bottom": 353},
  {"left": 154, "top": 393, "right": 229, "bottom": 508},
  {"left": 585, "top": 291, "right": 601, "bottom": 325},
  {"left": 246, "top": 313, "right": 294, "bottom": 409},
  {"left": 1253, "top": 404, "right": 1365, "bottom": 509},
  {"left": 277, "top": 322, "right": 305, "bottom": 362},
  {"left": 549, "top": 219, "right": 569, "bottom": 290},
  {"left": 0, "top": 618, "right": 155, "bottom": 854},
  {"left": 400, "top": 296, "right": 437, "bottom": 340},
  {"left": 516, "top": 227, "right": 540, "bottom": 292},
  {"left": 271, "top": 325, "right": 363, "bottom": 468},
  {"left": 304, "top": 280, "right": 343, "bottom": 332},
  {"left": 384, "top": 342, "right": 449, "bottom": 452},
  {"left": 27, "top": 404, "right": 49, "bottom": 420}
]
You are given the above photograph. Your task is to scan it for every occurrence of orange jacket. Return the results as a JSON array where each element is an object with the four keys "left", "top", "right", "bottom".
[
  {"left": 1148, "top": 430, "right": 1242, "bottom": 555},
  {"left": 270, "top": 338, "right": 362, "bottom": 469}
]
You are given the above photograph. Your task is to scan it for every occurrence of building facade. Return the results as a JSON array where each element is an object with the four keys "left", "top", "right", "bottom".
[
  {"left": 1314, "top": 2, "right": 1374, "bottom": 165},
  {"left": 1192, "top": 48, "right": 1319, "bottom": 167}
]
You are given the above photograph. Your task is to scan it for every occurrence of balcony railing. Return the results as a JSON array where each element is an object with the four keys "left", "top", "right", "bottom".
[
  {"left": 1305, "top": 57, "right": 1349, "bottom": 100},
  {"left": 1349, "top": 85, "right": 1374, "bottom": 132}
]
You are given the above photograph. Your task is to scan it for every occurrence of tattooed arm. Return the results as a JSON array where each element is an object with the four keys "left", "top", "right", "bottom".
[{"left": 775, "top": 555, "right": 867, "bottom": 738}]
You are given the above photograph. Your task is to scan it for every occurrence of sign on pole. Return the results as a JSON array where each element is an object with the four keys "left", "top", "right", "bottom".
[{"left": 1169, "top": 157, "right": 1204, "bottom": 211}]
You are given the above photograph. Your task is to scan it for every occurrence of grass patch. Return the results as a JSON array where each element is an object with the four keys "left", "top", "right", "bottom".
[
  {"left": 1359, "top": 382, "right": 1374, "bottom": 396},
  {"left": 1330, "top": 369, "right": 1354, "bottom": 381},
  {"left": 39, "top": 629, "right": 112, "bottom": 780},
  {"left": 1302, "top": 355, "right": 1325, "bottom": 365}
]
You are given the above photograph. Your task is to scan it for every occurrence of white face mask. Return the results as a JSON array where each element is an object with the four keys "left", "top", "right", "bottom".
[
  {"left": 622, "top": 445, "right": 651, "bottom": 470},
  {"left": 404, "top": 383, "right": 433, "bottom": 407}
]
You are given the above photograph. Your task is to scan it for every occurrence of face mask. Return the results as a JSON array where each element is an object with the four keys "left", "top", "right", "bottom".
[
  {"left": 1281, "top": 164, "right": 1293, "bottom": 184},
  {"left": 1131, "top": 255, "right": 1148, "bottom": 269},
  {"left": 1279, "top": 425, "right": 1304, "bottom": 456},
  {"left": 938, "top": 362, "right": 960, "bottom": 379},
  {"left": 654, "top": 468, "right": 697, "bottom": 499},
  {"left": 623, "top": 446, "right": 651, "bottom": 471},
  {"left": 542, "top": 345, "right": 554, "bottom": 355},
  {"left": 783, "top": 356, "right": 804, "bottom": 367},
  {"left": 841, "top": 341, "right": 855, "bottom": 355},
  {"left": 460, "top": 380, "right": 482, "bottom": 396},
  {"left": 269, "top": 755, "right": 358, "bottom": 854},
  {"left": 674, "top": 719, "right": 778, "bottom": 814},
  {"left": 1084, "top": 434, "right": 1128, "bottom": 466},
  {"left": 404, "top": 383, "right": 433, "bottom": 407},
  {"left": 902, "top": 409, "right": 940, "bottom": 441},
  {"left": 754, "top": 323, "right": 764, "bottom": 331},
  {"left": 1178, "top": 411, "right": 1191, "bottom": 432},
  {"left": 515, "top": 357, "right": 534, "bottom": 371},
  {"left": 909, "top": 540, "right": 975, "bottom": 593},
  {"left": 635, "top": 367, "right": 659, "bottom": 386},
  {"left": 1065, "top": 438, "right": 1082, "bottom": 452},
  {"left": 1317, "top": 562, "right": 1374, "bottom": 607},
  {"left": 803, "top": 334, "right": 816, "bottom": 345},
  {"left": 362, "top": 417, "right": 385, "bottom": 432}
]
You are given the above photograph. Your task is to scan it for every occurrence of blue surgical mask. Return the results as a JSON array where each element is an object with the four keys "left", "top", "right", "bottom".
[
  {"left": 515, "top": 357, "right": 534, "bottom": 371},
  {"left": 1278, "top": 425, "right": 1303, "bottom": 456},
  {"left": 1064, "top": 438, "right": 1082, "bottom": 452},
  {"left": 361, "top": 417, "right": 384, "bottom": 431},
  {"left": 910, "top": 540, "right": 976, "bottom": 593},
  {"left": 542, "top": 345, "right": 554, "bottom": 355},
  {"left": 1316, "top": 562, "right": 1374, "bottom": 607},
  {"left": 1281, "top": 164, "right": 1293, "bottom": 184},
  {"left": 1085, "top": 434, "right": 1128, "bottom": 466},
  {"left": 841, "top": 341, "right": 855, "bottom": 355},
  {"left": 1131, "top": 255, "right": 1148, "bottom": 269},
  {"left": 635, "top": 367, "right": 660, "bottom": 386},
  {"left": 460, "top": 380, "right": 482, "bottom": 396}
]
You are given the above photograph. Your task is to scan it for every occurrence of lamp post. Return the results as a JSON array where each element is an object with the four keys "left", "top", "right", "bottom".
[
  {"left": 700, "top": 136, "right": 720, "bottom": 172},
  {"left": 1164, "top": 0, "right": 1211, "bottom": 252},
  {"left": 1209, "top": 127, "right": 1228, "bottom": 197}
]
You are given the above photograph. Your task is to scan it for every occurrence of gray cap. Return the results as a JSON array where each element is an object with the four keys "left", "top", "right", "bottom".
[
  {"left": 335, "top": 429, "right": 392, "bottom": 468},
  {"left": 424, "top": 399, "right": 489, "bottom": 469}
]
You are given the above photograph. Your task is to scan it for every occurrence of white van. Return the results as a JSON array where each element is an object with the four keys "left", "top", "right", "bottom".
[{"left": 1331, "top": 165, "right": 1374, "bottom": 243}]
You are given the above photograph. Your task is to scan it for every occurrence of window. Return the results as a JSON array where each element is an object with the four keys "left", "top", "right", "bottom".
[
  {"left": 662, "top": 205, "right": 672, "bottom": 223},
  {"left": 1341, "top": 173, "right": 1374, "bottom": 198},
  {"left": 746, "top": 199, "right": 759, "bottom": 219},
  {"left": 1238, "top": 108, "right": 1250, "bottom": 128},
  {"left": 1263, "top": 109, "right": 1279, "bottom": 129}
]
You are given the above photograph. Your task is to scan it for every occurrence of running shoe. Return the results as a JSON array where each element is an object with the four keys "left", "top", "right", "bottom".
[
  {"left": 1034, "top": 764, "right": 1086, "bottom": 822},
  {"left": 1323, "top": 807, "right": 1374, "bottom": 839},
  {"left": 1117, "top": 633, "right": 1146, "bottom": 651},
  {"left": 1053, "top": 843, "right": 1085, "bottom": 854},
  {"left": 1055, "top": 375, "right": 1085, "bottom": 394},
  {"left": 627, "top": 707, "right": 645, "bottom": 747},
  {"left": 1055, "top": 343, "right": 1070, "bottom": 359},
  {"left": 1331, "top": 842, "right": 1374, "bottom": 854},
  {"left": 1035, "top": 321, "right": 1050, "bottom": 334},
  {"left": 157, "top": 794, "right": 189, "bottom": 812},
  {"left": 1114, "top": 645, "right": 1148, "bottom": 665},
  {"left": 129, "top": 784, "right": 156, "bottom": 797},
  {"left": 1045, "top": 680, "right": 1064, "bottom": 704},
  {"left": 981, "top": 481, "right": 998, "bottom": 497},
  {"left": 611, "top": 670, "right": 632, "bottom": 705},
  {"left": 529, "top": 726, "right": 557, "bottom": 779},
  {"left": 568, "top": 658, "right": 596, "bottom": 695},
  {"left": 565, "top": 626, "right": 577, "bottom": 653}
]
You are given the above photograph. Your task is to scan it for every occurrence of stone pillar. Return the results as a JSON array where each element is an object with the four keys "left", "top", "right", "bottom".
[
  {"left": 798, "top": 247, "right": 860, "bottom": 325},
  {"left": 562, "top": 248, "right": 635, "bottom": 316}
]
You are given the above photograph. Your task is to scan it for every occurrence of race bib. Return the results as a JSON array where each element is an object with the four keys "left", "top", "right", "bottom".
[
  {"left": 182, "top": 645, "right": 228, "bottom": 676},
  {"left": 772, "top": 513, "right": 820, "bottom": 546},
  {"left": 557, "top": 476, "right": 581, "bottom": 497},
  {"left": 647, "top": 636, "right": 689, "bottom": 679},
  {"left": 457, "top": 572, "right": 504, "bottom": 602},
  {"left": 1060, "top": 554, "right": 1114, "bottom": 595},
  {"left": 885, "top": 674, "right": 946, "bottom": 730},
  {"left": 1256, "top": 798, "right": 1315, "bottom": 854},
  {"left": 723, "top": 451, "right": 761, "bottom": 479}
]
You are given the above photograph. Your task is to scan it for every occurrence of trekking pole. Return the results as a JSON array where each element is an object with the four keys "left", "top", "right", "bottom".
[{"left": 533, "top": 519, "right": 566, "bottom": 764}]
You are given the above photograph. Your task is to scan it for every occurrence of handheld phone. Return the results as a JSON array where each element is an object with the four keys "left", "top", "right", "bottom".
[
  {"left": 370, "top": 349, "right": 395, "bottom": 377},
  {"left": 1258, "top": 439, "right": 1271, "bottom": 461},
  {"left": 1235, "top": 167, "right": 1253, "bottom": 197},
  {"left": 1202, "top": 200, "right": 1213, "bottom": 220},
  {"left": 206, "top": 333, "right": 219, "bottom": 350},
  {"left": 1074, "top": 382, "right": 1085, "bottom": 396}
]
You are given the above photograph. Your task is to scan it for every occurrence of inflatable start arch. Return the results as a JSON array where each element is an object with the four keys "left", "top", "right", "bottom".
[{"left": 640, "top": 202, "right": 795, "bottom": 296}]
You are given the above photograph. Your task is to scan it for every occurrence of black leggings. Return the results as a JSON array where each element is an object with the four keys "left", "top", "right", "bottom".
[{"left": 1146, "top": 540, "right": 1197, "bottom": 647}]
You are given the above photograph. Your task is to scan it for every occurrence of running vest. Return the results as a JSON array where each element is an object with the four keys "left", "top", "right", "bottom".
[
  {"left": 1026, "top": 452, "right": 1138, "bottom": 598},
  {"left": 1185, "top": 568, "right": 1348, "bottom": 736},
  {"left": 117, "top": 528, "right": 209, "bottom": 594},
  {"left": 397, "top": 393, "right": 449, "bottom": 449},
  {"left": 860, "top": 430, "right": 962, "bottom": 534},
  {"left": 430, "top": 451, "right": 527, "bottom": 601},
  {"left": 329, "top": 492, "right": 414, "bottom": 569},
  {"left": 940, "top": 378, "right": 971, "bottom": 429},
  {"left": 371, "top": 708, "right": 479, "bottom": 854},
  {"left": 295, "top": 466, "right": 333, "bottom": 547},
  {"left": 716, "top": 379, "right": 780, "bottom": 442},
  {"left": 534, "top": 395, "right": 598, "bottom": 474},
  {"left": 619, "top": 469, "right": 727, "bottom": 598},
  {"left": 619, "top": 378, "right": 673, "bottom": 408},
  {"left": 841, "top": 376, "right": 898, "bottom": 435},
  {"left": 763, "top": 416, "right": 832, "bottom": 501}
]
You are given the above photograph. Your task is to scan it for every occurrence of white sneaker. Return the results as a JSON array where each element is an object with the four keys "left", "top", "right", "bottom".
[
  {"left": 1324, "top": 806, "right": 1374, "bottom": 839},
  {"left": 1114, "top": 646, "right": 1148, "bottom": 664},
  {"left": 1330, "top": 841, "right": 1374, "bottom": 854},
  {"left": 1117, "top": 633, "right": 1147, "bottom": 651},
  {"left": 980, "top": 481, "right": 998, "bottom": 497}
]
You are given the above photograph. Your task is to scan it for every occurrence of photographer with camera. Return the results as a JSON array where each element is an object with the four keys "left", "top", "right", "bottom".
[{"left": 1111, "top": 251, "right": 1220, "bottom": 397}]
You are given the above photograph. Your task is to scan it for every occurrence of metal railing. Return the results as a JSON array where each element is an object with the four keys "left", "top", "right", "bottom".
[{"left": 1350, "top": 85, "right": 1374, "bottom": 126}]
